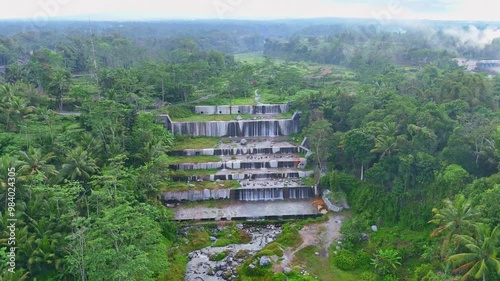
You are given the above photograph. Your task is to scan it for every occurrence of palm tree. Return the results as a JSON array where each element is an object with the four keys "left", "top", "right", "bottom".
[
  {"left": 59, "top": 147, "right": 98, "bottom": 183},
  {"left": 17, "top": 147, "right": 58, "bottom": 180},
  {"left": 447, "top": 225, "right": 500, "bottom": 281},
  {"left": 0, "top": 84, "right": 34, "bottom": 131},
  {"left": 134, "top": 140, "right": 166, "bottom": 164},
  {"left": 429, "top": 195, "right": 481, "bottom": 257}
]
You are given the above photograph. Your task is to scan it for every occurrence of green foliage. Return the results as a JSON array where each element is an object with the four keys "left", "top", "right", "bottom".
[
  {"left": 339, "top": 217, "right": 368, "bottom": 247},
  {"left": 187, "top": 228, "right": 211, "bottom": 249},
  {"left": 370, "top": 248, "right": 402, "bottom": 276},
  {"left": 212, "top": 224, "right": 251, "bottom": 247},
  {"left": 447, "top": 224, "right": 500, "bottom": 281},
  {"left": 275, "top": 223, "right": 302, "bottom": 247},
  {"left": 332, "top": 249, "right": 358, "bottom": 271}
]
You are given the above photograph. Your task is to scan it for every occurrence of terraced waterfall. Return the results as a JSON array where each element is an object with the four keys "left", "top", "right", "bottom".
[{"left": 160, "top": 104, "right": 320, "bottom": 220}]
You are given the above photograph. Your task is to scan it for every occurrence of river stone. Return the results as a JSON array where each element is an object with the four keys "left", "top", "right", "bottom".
[
  {"left": 259, "top": 256, "right": 271, "bottom": 267},
  {"left": 371, "top": 225, "right": 378, "bottom": 232},
  {"left": 284, "top": 267, "right": 292, "bottom": 275}
]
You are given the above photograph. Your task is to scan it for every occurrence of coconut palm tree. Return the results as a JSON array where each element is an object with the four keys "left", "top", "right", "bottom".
[
  {"left": 59, "top": 147, "right": 98, "bottom": 183},
  {"left": 429, "top": 195, "right": 481, "bottom": 257},
  {"left": 447, "top": 224, "right": 500, "bottom": 281},
  {"left": 17, "top": 147, "right": 58, "bottom": 180}
]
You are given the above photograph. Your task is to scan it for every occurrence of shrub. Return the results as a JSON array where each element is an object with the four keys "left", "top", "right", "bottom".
[
  {"left": 355, "top": 250, "right": 372, "bottom": 269},
  {"left": 360, "top": 271, "right": 378, "bottom": 281},
  {"left": 332, "top": 249, "right": 357, "bottom": 271},
  {"left": 276, "top": 223, "right": 301, "bottom": 247},
  {"left": 264, "top": 243, "right": 284, "bottom": 257}
]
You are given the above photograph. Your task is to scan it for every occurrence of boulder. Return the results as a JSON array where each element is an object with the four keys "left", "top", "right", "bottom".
[
  {"left": 284, "top": 267, "right": 292, "bottom": 275},
  {"left": 371, "top": 225, "right": 378, "bottom": 232},
  {"left": 259, "top": 256, "right": 271, "bottom": 267},
  {"left": 240, "top": 138, "right": 247, "bottom": 145}
]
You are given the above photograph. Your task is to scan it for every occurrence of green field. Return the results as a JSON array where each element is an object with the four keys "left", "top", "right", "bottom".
[{"left": 234, "top": 52, "right": 267, "bottom": 64}]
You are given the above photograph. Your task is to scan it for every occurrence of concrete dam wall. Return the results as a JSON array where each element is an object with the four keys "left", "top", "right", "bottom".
[
  {"left": 195, "top": 104, "right": 290, "bottom": 115},
  {"left": 162, "top": 113, "right": 300, "bottom": 137},
  {"left": 170, "top": 170, "right": 314, "bottom": 182},
  {"left": 160, "top": 186, "right": 314, "bottom": 202},
  {"left": 170, "top": 159, "right": 307, "bottom": 171},
  {"left": 168, "top": 146, "right": 304, "bottom": 157}
]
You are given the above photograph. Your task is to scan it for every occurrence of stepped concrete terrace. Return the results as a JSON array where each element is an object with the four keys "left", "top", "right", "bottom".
[
  {"left": 160, "top": 112, "right": 300, "bottom": 137},
  {"left": 194, "top": 104, "right": 290, "bottom": 115},
  {"left": 160, "top": 104, "right": 319, "bottom": 220},
  {"left": 168, "top": 137, "right": 307, "bottom": 156}
]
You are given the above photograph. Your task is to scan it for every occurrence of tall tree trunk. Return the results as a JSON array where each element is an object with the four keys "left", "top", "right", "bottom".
[{"left": 360, "top": 163, "right": 364, "bottom": 181}]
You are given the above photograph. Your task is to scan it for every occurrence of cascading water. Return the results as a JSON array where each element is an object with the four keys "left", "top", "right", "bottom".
[
  {"left": 168, "top": 146, "right": 302, "bottom": 156},
  {"left": 160, "top": 186, "right": 315, "bottom": 202},
  {"left": 163, "top": 113, "right": 300, "bottom": 137}
]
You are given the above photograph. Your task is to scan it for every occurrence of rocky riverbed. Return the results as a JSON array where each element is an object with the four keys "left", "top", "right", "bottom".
[{"left": 185, "top": 224, "right": 282, "bottom": 281}]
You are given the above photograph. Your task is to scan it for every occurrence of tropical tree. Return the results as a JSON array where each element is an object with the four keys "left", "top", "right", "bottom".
[
  {"left": 447, "top": 225, "right": 500, "bottom": 281},
  {"left": 429, "top": 195, "right": 481, "bottom": 258},
  {"left": 305, "top": 118, "right": 334, "bottom": 173},
  {"left": 17, "top": 147, "right": 58, "bottom": 180},
  {"left": 59, "top": 147, "right": 98, "bottom": 184}
]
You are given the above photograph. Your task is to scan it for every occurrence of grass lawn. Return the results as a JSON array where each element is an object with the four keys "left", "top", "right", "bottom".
[
  {"left": 293, "top": 245, "right": 365, "bottom": 281},
  {"left": 170, "top": 136, "right": 220, "bottom": 150},
  {"left": 168, "top": 169, "right": 218, "bottom": 178},
  {"left": 301, "top": 175, "right": 316, "bottom": 186},
  {"left": 168, "top": 155, "right": 222, "bottom": 164}
]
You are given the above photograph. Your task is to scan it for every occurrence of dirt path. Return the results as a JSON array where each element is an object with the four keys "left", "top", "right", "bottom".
[{"left": 274, "top": 213, "right": 345, "bottom": 272}]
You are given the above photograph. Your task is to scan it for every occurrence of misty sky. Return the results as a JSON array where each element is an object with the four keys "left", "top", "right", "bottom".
[{"left": 0, "top": 0, "right": 498, "bottom": 22}]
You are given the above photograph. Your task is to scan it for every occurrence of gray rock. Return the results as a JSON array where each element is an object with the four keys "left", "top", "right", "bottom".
[
  {"left": 335, "top": 245, "right": 341, "bottom": 250},
  {"left": 236, "top": 115, "right": 243, "bottom": 121},
  {"left": 240, "top": 138, "right": 247, "bottom": 145},
  {"left": 210, "top": 236, "right": 217, "bottom": 242},
  {"left": 259, "top": 256, "right": 271, "bottom": 267},
  {"left": 315, "top": 252, "right": 320, "bottom": 256},
  {"left": 371, "top": 225, "right": 378, "bottom": 232},
  {"left": 284, "top": 267, "right": 292, "bottom": 274},
  {"left": 188, "top": 183, "right": 195, "bottom": 188},
  {"left": 249, "top": 264, "right": 255, "bottom": 269},
  {"left": 236, "top": 224, "right": 244, "bottom": 229}
]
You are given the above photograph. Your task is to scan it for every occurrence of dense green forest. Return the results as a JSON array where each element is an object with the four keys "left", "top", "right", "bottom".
[{"left": 1, "top": 20, "right": 500, "bottom": 280}]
